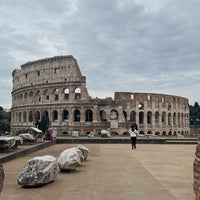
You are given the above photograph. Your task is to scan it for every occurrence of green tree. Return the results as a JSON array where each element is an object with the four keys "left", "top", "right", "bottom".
[
  {"left": 0, "top": 107, "right": 10, "bottom": 133},
  {"left": 190, "top": 102, "right": 200, "bottom": 126},
  {"left": 40, "top": 115, "right": 50, "bottom": 133}
]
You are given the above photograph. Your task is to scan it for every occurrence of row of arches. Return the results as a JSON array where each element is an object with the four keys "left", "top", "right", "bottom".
[
  {"left": 12, "top": 87, "right": 82, "bottom": 106},
  {"left": 13, "top": 109, "right": 94, "bottom": 123},
  {"left": 111, "top": 130, "right": 188, "bottom": 136},
  {"left": 12, "top": 108, "right": 189, "bottom": 128}
]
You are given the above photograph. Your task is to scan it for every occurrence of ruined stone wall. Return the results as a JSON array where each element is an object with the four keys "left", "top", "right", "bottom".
[
  {"left": 0, "top": 163, "right": 4, "bottom": 195},
  {"left": 194, "top": 129, "right": 200, "bottom": 200},
  {"left": 113, "top": 92, "right": 190, "bottom": 135}
]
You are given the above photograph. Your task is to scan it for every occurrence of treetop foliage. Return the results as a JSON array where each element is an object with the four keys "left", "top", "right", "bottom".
[
  {"left": 0, "top": 107, "right": 10, "bottom": 133},
  {"left": 190, "top": 102, "right": 200, "bottom": 125}
]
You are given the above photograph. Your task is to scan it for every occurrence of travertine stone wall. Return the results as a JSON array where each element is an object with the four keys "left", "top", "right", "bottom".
[
  {"left": 0, "top": 163, "right": 4, "bottom": 195},
  {"left": 194, "top": 130, "right": 200, "bottom": 200},
  {"left": 11, "top": 55, "right": 190, "bottom": 136}
]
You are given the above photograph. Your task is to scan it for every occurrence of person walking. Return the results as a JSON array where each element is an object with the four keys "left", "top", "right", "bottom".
[{"left": 129, "top": 122, "right": 138, "bottom": 149}]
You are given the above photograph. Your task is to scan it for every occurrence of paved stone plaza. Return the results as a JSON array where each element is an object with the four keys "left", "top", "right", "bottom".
[{"left": 1, "top": 144, "right": 196, "bottom": 200}]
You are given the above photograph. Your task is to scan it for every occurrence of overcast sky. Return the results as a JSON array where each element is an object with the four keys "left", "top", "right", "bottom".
[{"left": 0, "top": 0, "right": 200, "bottom": 109}]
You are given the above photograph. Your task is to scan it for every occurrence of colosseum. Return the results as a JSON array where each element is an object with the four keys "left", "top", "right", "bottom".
[{"left": 11, "top": 55, "right": 190, "bottom": 136}]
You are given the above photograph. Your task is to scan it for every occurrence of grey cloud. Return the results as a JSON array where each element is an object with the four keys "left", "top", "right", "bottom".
[{"left": 0, "top": 0, "right": 200, "bottom": 107}]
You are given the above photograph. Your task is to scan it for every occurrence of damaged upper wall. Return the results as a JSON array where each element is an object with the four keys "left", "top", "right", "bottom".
[
  {"left": 114, "top": 92, "right": 189, "bottom": 106},
  {"left": 12, "top": 55, "right": 86, "bottom": 90}
]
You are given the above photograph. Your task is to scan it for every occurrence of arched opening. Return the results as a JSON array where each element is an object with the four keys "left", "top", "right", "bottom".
[
  {"left": 168, "top": 130, "right": 172, "bottom": 135},
  {"left": 123, "top": 131, "right": 129, "bottom": 136},
  {"left": 16, "top": 112, "right": 18, "bottom": 123},
  {"left": 54, "top": 88, "right": 59, "bottom": 101},
  {"left": 138, "top": 103, "right": 144, "bottom": 110},
  {"left": 130, "top": 111, "right": 136, "bottom": 122},
  {"left": 178, "top": 113, "right": 181, "bottom": 127},
  {"left": 24, "top": 92, "right": 28, "bottom": 102},
  {"left": 35, "top": 111, "right": 40, "bottom": 122},
  {"left": 111, "top": 132, "right": 118, "bottom": 136},
  {"left": 123, "top": 111, "right": 127, "bottom": 121},
  {"left": 36, "top": 90, "right": 40, "bottom": 102},
  {"left": 100, "top": 110, "right": 107, "bottom": 121},
  {"left": 75, "top": 88, "right": 81, "bottom": 99},
  {"left": 54, "top": 68, "right": 59, "bottom": 74},
  {"left": 62, "top": 110, "right": 69, "bottom": 121},
  {"left": 174, "top": 131, "right": 177, "bottom": 135},
  {"left": 64, "top": 88, "right": 69, "bottom": 100},
  {"left": 54, "top": 94, "right": 59, "bottom": 101},
  {"left": 139, "top": 130, "right": 145, "bottom": 135},
  {"left": 173, "top": 113, "right": 176, "bottom": 126},
  {"left": 181, "top": 113, "right": 184, "bottom": 126},
  {"left": 147, "top": 130, "right": 153, "bottom": 134},
  {"left": 74, "top": 109, "right": 80, "bottom": 122},
  {"left": 28, "top": 111, "right": 33, "bottom": 122},
  {"left": 19, "top": 112, "right": 22, "bottom": 123},
  {"left": 85, "top": 109, "right": 93, "bottom": 122},
  {"left": 139, "top": 112, "right": 144, "bottom": 124},
  {"left": 110, "top": 110, "right": 118, "bottom": 120},
  {"left": 42, "top": 110, "right": 49, "bottom": 118},
  {"left": 162, "top": 112, "right": 166, "bottom": 125},
  {"left": 43, "top": 89, "right": 49, "bottom": 100},
  {"left": 155, "top": 131, "right": 160, "bottom": 135},
  {"left": 162, "top": 131, "right": 167, "bottom": 136},
  {"left": 23, "top": 111, "right": 26, "bottom": 122},
  {"left": 52, "top": 110, "right": 58, "bottom": 121},
  {"left": 29, "top": 91, "right": 33, "bottom": 98},
  {"left": 155, "top": 111, "right": 159, "bottom": 124},
  {"left": 168, "top": 113, "right": 172, "bottom": 125},
  {"left": 147, "top": 111, "right": 152, "bottom": 124}
]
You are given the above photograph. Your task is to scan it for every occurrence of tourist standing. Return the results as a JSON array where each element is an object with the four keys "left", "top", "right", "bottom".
[{"left": 129, "top": 122, "right": 138, "bottom": 149}]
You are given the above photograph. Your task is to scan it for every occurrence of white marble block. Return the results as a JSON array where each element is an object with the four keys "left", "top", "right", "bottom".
[
  {"left": 57, "top": 147, "right": 83, "bottom": 171},
  {"left": 101, "top": 130, "right": 111, "bottom": 138},
  {"left": 17, "top": 155, "right": 58, "bottom": 187},
  {"left": 18, "top": 133, "right": 35, "bottom": 141},
  {"left": 77, "top": 145, "right": 89, "bottom": 161}
]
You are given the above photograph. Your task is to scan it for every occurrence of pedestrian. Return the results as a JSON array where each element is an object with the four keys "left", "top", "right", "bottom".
[{"left": 129, "top": 122, "right": 138, "bottom": 149}]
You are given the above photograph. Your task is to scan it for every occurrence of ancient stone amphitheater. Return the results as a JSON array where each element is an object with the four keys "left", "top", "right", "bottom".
[{"left": 11, "top": 55, "right": 190, "bottom": 136}]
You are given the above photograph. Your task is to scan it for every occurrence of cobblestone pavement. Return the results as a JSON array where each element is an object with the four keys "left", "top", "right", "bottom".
[{"left": 0, "top": 144, "right": 196, "bottom": 200}]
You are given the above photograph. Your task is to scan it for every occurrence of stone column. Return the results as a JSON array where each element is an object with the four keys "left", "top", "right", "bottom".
[
  {"left": 92, "top": 106, "right": 98, "bottom": 122},
  {"left": 80, "top": 107, "right": 84, "bottom": 123},
  {"left": 151, "top": 112, "right": 155, "bottom": 133}
]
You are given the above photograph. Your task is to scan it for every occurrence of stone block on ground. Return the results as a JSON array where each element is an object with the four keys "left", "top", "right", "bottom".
[
  {"left": 77, "top": 145, "right": 89, "bottom": 161},
  {"left": 57, "top": 147, "right": 83, "bottom": 171},
  {"left": 17, "top": 155, "right": 58, "bottom": 187},
  {"left": 72, "top": 131, "right": 79, "bottom": 138},
  {"left": 101, "top": 130, "right": 111, "bottom": 138}
]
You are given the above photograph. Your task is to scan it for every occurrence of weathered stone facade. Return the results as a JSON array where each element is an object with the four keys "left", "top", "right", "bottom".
[
  {"left": 194, "top": 129, "right": 200, "bottom": 199},
  {"left": 0, "top": 163, "right": 4, "bottom": 195},
  {"left": 11, "top": 55, "right": 190, "bottom": 136}
]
